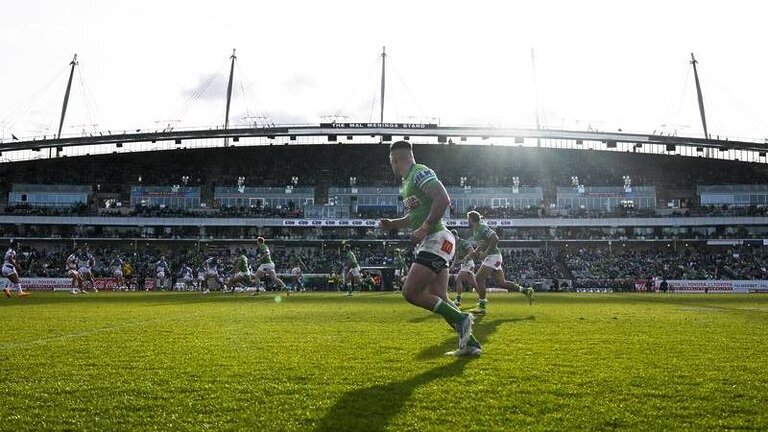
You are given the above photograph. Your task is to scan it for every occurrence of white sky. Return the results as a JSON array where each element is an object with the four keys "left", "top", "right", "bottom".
[{"left": 1, "top": 0, "right": 766, "bottom": 141}]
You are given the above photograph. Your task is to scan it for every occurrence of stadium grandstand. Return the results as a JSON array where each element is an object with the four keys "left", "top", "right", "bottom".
[{"left": 4, "top": 141, "right": 768, "bottom": 293}]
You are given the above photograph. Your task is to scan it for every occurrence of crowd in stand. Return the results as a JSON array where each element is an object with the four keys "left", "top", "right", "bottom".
[
  {"left": 14, "top": 241, "right": 768, "bottom": 293},
  {"left": 563, "top": 246, "right": 768, "bottom": 289},
  {"left": 8, "top": 196, "right": 768, "bottom": 223}
]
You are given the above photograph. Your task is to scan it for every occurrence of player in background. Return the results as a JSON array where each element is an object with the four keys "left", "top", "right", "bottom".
[
  {"left": 122, "top": 259, "right": 135, "bottom": 290},
  {"left": 392, "top": 248, "right": 407, "bottom": 293},
  {"left": 228, "top": 249, "right": 253, "bottom": 292},
  {"left": 379, "top": 140, "right": 480, "bottom": 357},
  {"left": 178, "top": 262, "right": 195, "bottom": 291},
  {"left": 450, "top": 229, "right": 478, "bottom": 307},
  {"left": 253, "top": 237, "right": 288, "bottom": 296},
  {"left": 111, "top": 255, "right": 125, "bottom": 291},
  {"left": 467, "top": 210, "right": 534, "bottom": 315},
  {"left": 342, "top": 243, "right": 361, "bottom": 296},
  {"left": 78, "top": 247, "right": 97, "bottom": 293},
  {"left": 154, "top": 255, "right": 171, "bottom": 291},
  {"left": 3, "top": 240, "right": 29, "bottom": 298},
  {"left": 197, "top": 263, "right": 206, "bottom": 291},
  {"left": 288, "top": 251, "right": 307, "bottom": 292},
  {"left": 66, "top": 246, "right": 84, "bottom": 294},
  {"left": 202, "top": 254, "right": 226, "bottom": 294}
]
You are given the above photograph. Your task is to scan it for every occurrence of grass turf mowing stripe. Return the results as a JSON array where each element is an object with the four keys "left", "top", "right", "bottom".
[{"left": 0, "top": 292, "right": 765, "bottom": 431}]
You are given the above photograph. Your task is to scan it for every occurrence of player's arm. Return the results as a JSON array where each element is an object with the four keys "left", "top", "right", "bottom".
[
  {"left": 411, "top": 180, "right": 450, "bottom": 243},
  {"left": 380, "top": 214, "right": 410, "bottom": 230},
  {"left": 462, "top": 246, "right": 476, "bottom": 262}
]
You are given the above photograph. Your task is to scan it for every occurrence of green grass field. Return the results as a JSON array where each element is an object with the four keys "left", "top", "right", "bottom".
[{"left": 1, "top": 291, "right": 766, "bottom": 431}]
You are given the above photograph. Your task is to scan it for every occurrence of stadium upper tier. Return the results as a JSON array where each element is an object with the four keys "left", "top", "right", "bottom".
[{"left": 2, "top": 143, "right": 767, "bottom": 193}]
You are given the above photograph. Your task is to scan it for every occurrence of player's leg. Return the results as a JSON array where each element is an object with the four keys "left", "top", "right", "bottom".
[
  {"left": 4, "top": 269, "right": 28, "bottom": 297},
  {"left": 406, "top": 261, "right": 475, "bottom": 350},
  {"left": 268, "top": 269, "right": 286, "bottom": 290},
  {"left": 455, "top": 272, "right": 466, "bottom": 306},
  {"left": 68, "top": 270, "right": 80, "bottom": 294},
  {"left": 492, "top": 270, "right": 533, "bottom": 304},
  {"left": 275, "top": 270, "right": 290, "bottom": 296},
  {"left": 344, "top": 270, "right": 354, "bottom": 295},
  {"left": 202, "top": 274, "right": 212, "bottom": 294},
  {"left": 428, "top": 272, "right": 482, "bottom": 355},
  {"left": 252, "top": 270, "right": 264, "bottom": 294},
  {"left": 473, "top": 265, "right": 492, "bottom": 314}
]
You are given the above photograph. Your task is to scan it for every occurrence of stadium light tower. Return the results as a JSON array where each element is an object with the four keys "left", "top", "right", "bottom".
[
  {"left": 54, "top": 54, "right": 78, "bottom": 158},
  {"left": 690, "top": 53, "right": 709, "bottom": 140},
  {"left": 380, "top": 46, "right": 386, "bottom": 124},
  {"left": 224, "top": 49, "right": 237, "bottom": 147}
]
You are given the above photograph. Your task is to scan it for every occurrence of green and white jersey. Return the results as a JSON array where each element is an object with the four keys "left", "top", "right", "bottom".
[
  {"left": 473, "top": 223, "right": 500, "bottom": 255},
  {"left": 235, "top": 254, "right": 249, "bottom": 273},
  {"left": 346, "top": 250, "right": 359, "bottom": 268},
  {"left": 455, "top": 238, "right": 474, "bottom": 264},
  {"left": 402, "top": 164, "right": 446, "bottom": 234},
  {"left": 257, "top": 244, "right": 273, "bottom": 265}
]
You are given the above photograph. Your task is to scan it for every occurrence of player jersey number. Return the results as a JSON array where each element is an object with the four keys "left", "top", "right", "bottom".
[{"left": 441, "top": 240, "right": 454, "bottom": 254}]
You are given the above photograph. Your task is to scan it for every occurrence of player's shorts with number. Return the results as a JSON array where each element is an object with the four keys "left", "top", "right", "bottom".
[
  {"left": 347, "top": 266, "right": 361, "bottom": 278},
  {"left": 481, "top": 254, "right": 503, "bottom": 270},
  {"left": 257, "top": 263, "right": 276, "bottom": 273},
  {"left": 416, "top": 229, "right": 456, "bottom": 263},
  {"left": 459, "top": 260, "right": 475, "bottom": 274}
]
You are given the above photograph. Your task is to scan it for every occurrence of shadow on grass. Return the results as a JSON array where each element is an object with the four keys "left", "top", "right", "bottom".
[
  {"left": 314, "top": 315, "right": 534, "bottom": 431},
  {"left": 313, "top": 357, "right": 475, "bottom": 432},
  {"left": 414, "top": 315, "right": 535, "bottom": 360}
]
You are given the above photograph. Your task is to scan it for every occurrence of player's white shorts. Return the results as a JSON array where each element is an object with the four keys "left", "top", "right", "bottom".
[
  {"left": 78, "top": 267, "right": 93, "bottom": 278},
  {"left": 113, "top": 269, "right": 123, "bottom": 278},
  {"left": 156, "top": 271, "right": 166, "bottom": 279},
  {"left": 394, "top": 268, "right": 405, "bottom": 278},
  {"left": 291, "top": 267, "right": 301, "bottom": 276},
  {"left": 2, "top": 264, "right": 16, "bottom": 277},
  {"left": 205, "top": 270, "right": 218, "bottom": 279},
  {"left": 257, "top": 263, "right": 275, "bottom": 273},
  {"left": 415, "top": 229, "right": 456, "bottom": 264},
  {"left": 459, "top": 260, "right": 475, "bottom": 274},
  {"left": 347, "top": 266, "right": 361, "bottom": 278},
  {"left": 180, "top": 276, "right": 193, "bottom": 284},
  {"left": 233, "top": 271, "right": 251, "bottom": 280},
  {"left": 481, "top": 254, "right": 503, "bottom": 270}
]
